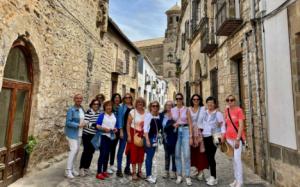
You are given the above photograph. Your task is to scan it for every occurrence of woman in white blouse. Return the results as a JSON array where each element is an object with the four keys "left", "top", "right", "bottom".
[{"left": 202, "top": 96, "right": 226, "bottom": 186}]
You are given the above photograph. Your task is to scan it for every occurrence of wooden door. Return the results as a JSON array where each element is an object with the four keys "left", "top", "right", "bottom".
[
  {"left": 237, "top": 58, "right": 245, "bottom": 109},
  {"left": 0, "top": 45, "right": 33, "bottom": 186}
]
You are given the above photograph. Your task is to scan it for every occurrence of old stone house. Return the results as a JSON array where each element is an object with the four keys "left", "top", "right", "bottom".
[
  {"left": 0, "top": 0, "right": 139, "bottom": 186},
  {"left": 177, "top": 0, "right": 300, "bottom": 186},
  {"left": 177, "top": 0, "right": 267, "bottom": 183}
]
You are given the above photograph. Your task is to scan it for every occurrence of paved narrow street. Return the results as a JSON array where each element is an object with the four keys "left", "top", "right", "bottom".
[{"left": 10, "top": 146, "right": 268, "bottom": 187}]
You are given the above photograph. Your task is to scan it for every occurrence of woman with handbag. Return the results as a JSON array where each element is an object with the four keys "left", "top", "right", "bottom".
[
  {"left": 171, "top": 93, "right": 193, "bottom": 186},
  {"left": 189, "top": 94, "right": 209, "bottom": 181},
  {"left": 126, "top": 97, "right": 146, "bottom": 180},
  {"left": 202, "top": 96, "right": 226, "bottom": 186},
  {"left": 79, "top": 99, "right": 101, "bottom": 177},
  {"left": 160, "top": 101, "right": 177, "bottom": 179},
  {"left": 143, "top": 101, "right": 162, "bottom": 184},
  {"left": 224, "top": 95, "right": 245, "bottom": 187},
  {"left": 95, "top": 101, "right": 118, "bottom": 180},
  {"left": 116, "top": 93, "right": 133, "bottom": 177}
]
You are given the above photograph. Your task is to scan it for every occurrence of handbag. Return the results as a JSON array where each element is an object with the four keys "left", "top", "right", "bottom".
[
  {"left": 191, "top": 107, "right": 205, "bottom": 152},
  {"left": 220, "top": 141, "right": 234, "bottom": 157},
  {"left": 133, "top": 110, "right": 144, "bottom": 147},
  {"left": 152, "top": 117, "right": 159, "bottom": 148},
  {"left": 227, "top": 108, "right": 245, "bottom": 145}
]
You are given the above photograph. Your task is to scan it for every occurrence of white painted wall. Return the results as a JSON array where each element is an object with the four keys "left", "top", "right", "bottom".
[
  {"left": 264, "top": 8, "right": 297, "bottom": 149},
  {"left": 265, "top": 0, "right": 296, "bottom": 13}
]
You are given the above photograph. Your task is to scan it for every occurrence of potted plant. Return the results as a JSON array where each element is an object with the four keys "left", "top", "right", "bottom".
[{"left": 24, "top": 135, "right": 37, "bottom": 171}]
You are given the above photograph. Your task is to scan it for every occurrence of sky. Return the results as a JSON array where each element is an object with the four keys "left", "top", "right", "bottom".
[{"left": 109, "top": 0, "right": 179, "bottom": 42}]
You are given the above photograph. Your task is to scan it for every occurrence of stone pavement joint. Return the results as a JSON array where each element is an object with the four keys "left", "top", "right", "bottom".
[{"left": 10, "top": 146, "right": 270, "bottom": 187}]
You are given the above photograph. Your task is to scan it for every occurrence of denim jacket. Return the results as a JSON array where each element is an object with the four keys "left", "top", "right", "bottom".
[
  {"left": 117, "top": 104, "right": 128, "bottom": 129},
  {"left": 65, "top": 105, "right": 84, "bottom": 139}
]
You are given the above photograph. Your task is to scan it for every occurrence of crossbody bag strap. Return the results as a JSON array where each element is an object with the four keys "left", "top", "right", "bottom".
[{"left": 227, "top": 108, "right": 244, "bottom": 144}]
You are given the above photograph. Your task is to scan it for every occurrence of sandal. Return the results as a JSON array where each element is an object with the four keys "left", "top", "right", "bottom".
[
  {"left": 137, "top": 172, "right": 145, "bottom": 179},
  {"left": 132, "top": 173, "right": 138, "bottom": 180}
]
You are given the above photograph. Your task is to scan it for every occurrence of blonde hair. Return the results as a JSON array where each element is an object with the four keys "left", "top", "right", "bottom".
[
  {"left": 148, "top": 100, "right": 160, "bottom": 114},
  {"left": 163, "top": 100, "right": 174, "bottom": 113},
  {"left": 134, "top": 97, "right": 146, "bottom": 108}
]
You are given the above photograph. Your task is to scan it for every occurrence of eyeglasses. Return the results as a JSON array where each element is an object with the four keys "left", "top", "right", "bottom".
[
  {"left": 152, "top": 105, "right": 159, "bottom": 108},
  {"left": 226, "top": 99, "right": 235, "bottom": 102},
  {"left": 176, "top": 98, "right": 183, "bottom": 100}
]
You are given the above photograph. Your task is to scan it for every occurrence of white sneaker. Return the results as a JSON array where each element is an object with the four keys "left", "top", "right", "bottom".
[
  {"left": 72, "top": 169, "right": 79, "bottom": 177},
  {"left": 65, "top": 170, "right": 74, "bottom": 179},
  {"left": 186, "top": 177, "right": 192, "bottom": 186},
  {"left": 107, "top": 168, "right": 114, "bottom": 174},
  {"left": 206, "top": 176, "right": 218, "bottom": 186},
  {"left": 229, "top": 180, "right": 237, "bottom": 187},
  {"left": 197, "top": 172, "right": 204, "bottom": 181},
  {"left": 176, "top": 176, "right": 182, "bottom": 184},
  {"left": 110, "top": 165, "right": 117, "bottom": 172},
  {"left": 84, "top": 169, "right": 91, "bottom": 176},
  {"left": 170, "top": 171, "right": 176, "bottom": 179},
  {"left": 79, "top": 168, "right": 86, "bottom": 177},
  {"left": 146, "top": 175, "right": 157, "bottom": 184}
]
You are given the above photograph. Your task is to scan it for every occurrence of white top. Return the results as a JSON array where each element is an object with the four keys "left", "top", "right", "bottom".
[
  {"left": 130, "top": 109, "right": 145, "bottom": 131},
  {"left": 78, "top": 108, "right": 85, "bottom": 137},
  {"left": 102, "top": 113, "right": 117, "bottom": 138},
  {"left": 189, "top": 106, "right": 205, "bottom": 129},
  {"left": 201, "top": 109, "right": 226, "bottom": 137},
  {"left": 144, "top": 112, "right": 160, "bottom": 133}
]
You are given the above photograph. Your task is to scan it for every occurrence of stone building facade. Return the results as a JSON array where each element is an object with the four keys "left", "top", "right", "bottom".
[
  {"left": 0, "top": 0, "right": 138, "bottom": 186},
  {"left": 177, "top": 0, "right": 268, "bottom": 183},
  {"left": 177, "top": 0, "right": 300, "bottom": 186}
]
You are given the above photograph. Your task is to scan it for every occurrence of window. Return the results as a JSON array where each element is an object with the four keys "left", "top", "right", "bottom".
[
  {"left": 124, "top": 50, "right": 130, "bottom": 74},
  {"left": 122, "top": 85, "right": 126, "bottom": 97},
  {"left": 168, "top": 71, "right": 172, "bottom": 77},
  {"left": 169, "top": 17, "right": 173, "bottom": 24},
  {"left": 176, "top": 16, "right": 179, "bottom": 22},
  {"left": 185, "top": 20, "right": 190, "bottom": 39},
  {"left": 138, "top": 56, "right": 143, "bottom": 74},
  {"left": 181, "top": 33, "right": 186, "bottom": 50},
  {"left": 132, "top": 56, "right": 137, "bottom": 78},
  {"left": 192, "top": 0, "right": 199, "bottom": 31}
]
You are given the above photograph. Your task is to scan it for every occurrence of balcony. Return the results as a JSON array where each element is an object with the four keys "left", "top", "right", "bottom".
[
  {"left": 200, "top": 18, "right": 218, "bottom": 53},
  {"left": 215, "top": 0, "right": 242, "bottom": 36},
  {"left": 112, "top": 58, "right": 124, "bottom": 74}
]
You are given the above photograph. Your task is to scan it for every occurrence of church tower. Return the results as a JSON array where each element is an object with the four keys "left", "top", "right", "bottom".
[{"left": 163, "top": 3, "right": 181, "bottom": 79}]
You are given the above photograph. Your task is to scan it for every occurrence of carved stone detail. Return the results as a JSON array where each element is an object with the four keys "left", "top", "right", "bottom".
[{"left": 96, "top": 0, "right": 109, "bottom": 34}]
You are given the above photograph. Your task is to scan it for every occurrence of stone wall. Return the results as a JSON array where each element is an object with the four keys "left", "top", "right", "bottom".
[{"left": 0, "top": 0, "right": 136, "bottom": 170}]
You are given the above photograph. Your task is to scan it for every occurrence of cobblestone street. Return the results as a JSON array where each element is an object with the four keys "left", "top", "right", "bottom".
[{"left": 10, "top": 146, "right": 268, "bottom": 187}]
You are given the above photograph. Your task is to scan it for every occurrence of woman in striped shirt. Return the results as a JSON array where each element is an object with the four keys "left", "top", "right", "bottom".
[{"left": 79, "top": 99, "right": 101, "bottom": 176}]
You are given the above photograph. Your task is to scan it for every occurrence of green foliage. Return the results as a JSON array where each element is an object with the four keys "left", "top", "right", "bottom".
[{"left": 25, "top": 135, "right": 37, "bottom": 154}]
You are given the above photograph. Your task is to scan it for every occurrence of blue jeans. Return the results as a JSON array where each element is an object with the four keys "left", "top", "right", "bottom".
[
  {"left": 175, "top": 127, "right": 191, "bottom": 177},
  {"left": 145, "top": 138, "right": 156, "bottom": 177},
  {"left": 117, "top": 129, "right": 130, "bottom": 171},
  {"left": 98, "top": 136, "right": 112, "bottom": 174}
]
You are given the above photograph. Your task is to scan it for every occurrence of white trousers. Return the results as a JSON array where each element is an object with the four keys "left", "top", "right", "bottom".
[
  {"left": 227, "top": 139, "right": 243, "bottom": 184},
  {"left": 66, "top": 137, "right": 81, "bottom": 170}
]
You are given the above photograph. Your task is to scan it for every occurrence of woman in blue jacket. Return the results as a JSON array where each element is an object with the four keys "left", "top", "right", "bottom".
[{"left": 64, "top": 94, "right": 85, "bottom": 179}]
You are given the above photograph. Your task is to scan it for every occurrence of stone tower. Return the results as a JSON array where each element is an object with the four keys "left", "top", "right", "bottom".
[{"left": 163, "top": 3, "right": 181, "bottom": 79}]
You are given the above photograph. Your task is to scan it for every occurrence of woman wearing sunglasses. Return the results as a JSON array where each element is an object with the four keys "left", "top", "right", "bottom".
[
  {"left": 116, "top": 93, "right": 133, "bottom": 177},
  {"left": 143, "top": 101, "right": 162, "bottom": 184},
  {"left": 224, "top": 95, "right": 245, "bottom": 187},
  {"left": 189, "top": 94, "right": 208, "bottom": 181},
  {"left": 171, "top": 93, "right": 193, "bottom": 186},
  {"left": 79, "top": 99, "right": 101, "bottom": 177},
  {"left": 202, "top": 96, "right": 226, "bottom": 186}
]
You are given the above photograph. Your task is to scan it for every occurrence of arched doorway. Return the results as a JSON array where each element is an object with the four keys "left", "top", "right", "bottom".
[{"left": 0, "top": 38, "right": 33, "bottom": 186}]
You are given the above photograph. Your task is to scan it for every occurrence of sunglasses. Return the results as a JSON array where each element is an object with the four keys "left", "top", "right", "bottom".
[
  {"left": 176, "top": 98, "right": 183, "bottom": 100},
  {"left": 152, "top": 104, "right": 159, "bottom": 107},
  {"left": 226, "top": 99, "right": 235, "bottom": 102}
]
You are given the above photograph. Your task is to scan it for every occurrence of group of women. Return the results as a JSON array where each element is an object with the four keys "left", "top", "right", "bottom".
[{"left": 64, "top": 92, "right": 245, "bottom": 187}]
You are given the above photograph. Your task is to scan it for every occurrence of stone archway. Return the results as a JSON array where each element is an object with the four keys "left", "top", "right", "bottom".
[{"left": 0, "top": 35, "right": 39, "bottom": 186}]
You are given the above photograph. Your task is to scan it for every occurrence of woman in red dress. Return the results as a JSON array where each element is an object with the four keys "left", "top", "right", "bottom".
[
  {"left": 126, "top": 97, "right": 146, "bottom": 180},
  {"left": 189, "top": 94, "right": 209, "bottom": 181}
]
